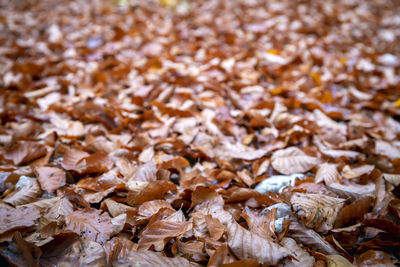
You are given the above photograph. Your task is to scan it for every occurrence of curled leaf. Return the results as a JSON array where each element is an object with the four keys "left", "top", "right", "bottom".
[{"left": 290, "top": 193, "right": 345, "bottom": 232}]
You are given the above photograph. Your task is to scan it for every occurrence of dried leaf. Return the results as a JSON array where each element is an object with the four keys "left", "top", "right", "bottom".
[
  {"left": 342, "top": 165, "right": 374, "bottom": 179},
  {"left": 326, "top": 254, "right": 354, "bottom": 267},
  {"left": 113, "top": 250, "right": 200, "bottom": 266},
  {"left": 375, "top": 140, "right": 400, "bottom": 160},
  {"left": 128, "top": 160, "right": 157, "bottom": 182},
  {"left": 226, "top": 219, "right": 289, "bottom": 265},
  {"left": 138, "top": 199, "right": 174, "bottom": 217},
  {"left": 281, "top": 237, "right": 315, "bottom": 267},
  {"left": 0, "top": 205, "right": 40, "bottom": 235},
  {"left": 205, "top": 214, "right": 225, "bottom": 240},
  {"left": 65, "top": 208, "right": 114, "bottom": 244},
  {"left": 138, "top": 220, "right": 192, "bottom": 251},
  {"left": 2, "top": 141, "right": 47, "bottom": 165},
  {"left": 104, "top": 199, "right": 136, "bottom": 218},
  {"left": 291, "top": 193, "right": 345, "bottom": 232},
  {"left": 4, "top": 180, "right": 41, "bottom": 206},
  {"left": 315, "top": 163, "right": 340, "bottom": 185},
  {"left": 288, "top": 220, "right": 338, "bottom": 254},
  {"left": 271, "top": 147, "right": 318, "bottom": 175},
  {"left": 35, "top": 167, "right": 66, "bottom": 194}
]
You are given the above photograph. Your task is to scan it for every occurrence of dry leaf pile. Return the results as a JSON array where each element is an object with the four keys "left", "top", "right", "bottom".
[{"left": 1, "top": 0, "right": 400, "bottom": 266}]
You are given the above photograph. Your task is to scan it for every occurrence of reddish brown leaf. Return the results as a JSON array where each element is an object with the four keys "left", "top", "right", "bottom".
[
  {"left": 65, "top": 208, "right": 114, "bottom": 244},
  {"left": 0, "top": 204, "right": 40, "bottom": 235},
  {"left": 2, "top": 141, "right": 47, "bottom": 165},
  {"left": 35, "top": 167, "right": 66, "bottom": 194}
]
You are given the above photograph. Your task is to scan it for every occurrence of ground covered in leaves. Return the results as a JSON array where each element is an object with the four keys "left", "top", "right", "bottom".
[{"left": 1, "top": 0, "right": 400, "bottom": 266}]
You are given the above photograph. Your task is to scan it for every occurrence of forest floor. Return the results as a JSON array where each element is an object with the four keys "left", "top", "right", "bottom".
[{"left": 1, "top": 0, "right": 400, "bottom": 266}]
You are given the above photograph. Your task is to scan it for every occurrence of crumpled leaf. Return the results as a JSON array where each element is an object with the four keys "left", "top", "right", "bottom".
[
  {"left": 271, "top": 147, "right": 318, "bottom": 175},
  {"left": 290, "top": 193, "right": 345, "bottom": 232},
  {"left": 242, "top": 208, "right": 276, "bottom": 240},
  {"left": 61, "top": 149, "right": 113, "bottom": 174},
  {"left": 126, "top": 180, "right": 176, "bottom": 205},
  {"left": 65, "top": 208, "right": 114, "bottom": 244}
]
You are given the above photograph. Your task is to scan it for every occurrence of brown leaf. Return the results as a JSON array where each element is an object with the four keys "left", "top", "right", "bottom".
[
  {"left": 315, "top": 163, "right": 340, "bottom": 185},
  {"left": 42, "top": 237, "right": 106, "bottom": 267},
  {"left": 0, "top": 204, "right": 40, "bottom": 235},
  {"left": 44, "top": 197, "right": 74, "bottom": 221},
  {"left": 103, "top": 237, "right": 137, "bottom": 265},
  {"left": 335, "top": 196, "right": 373, "bottom": 228},
  {"left": 280, "top": 237, "right": 315, "bottom": 267},
  {"left": 221, "top": 259, "right": 260, "bottom": 267},
  {"left": 325, "top": 254, "right": 354, "bottom": 267},
  {"left": 2, "top": 141, "right": 47, "bottom": 165},
  {"left": 61, "top": 148, "right": 90, "bottom": 171},
  {"left": 127, "top": 180, "right": 176, "bottom": 205},
  {"left": 177, "top": 240, "right": 207, "bottom": 262},
  {"left": 226, "top": 219, "right": 289, "bottom": 265},
  {"left": 104, "top": 199, "right": 136, "bottom": 218},
  {"left": 342, "top": 165, "right": 374, "bottom": 179},
  {"left": 138, "top": 220, "right": 192, "bottom": 251},
  {"left": 191, "top": 186, "right": 219, "bottom": 208},
  {"left": 271, "top": 147, "right": 318, "bottom": 175},
  {"left": 113, "top": 250, "right": 200, "bottom": 266},
  {"left": 138, "top": 199, "right": 174, "bottom": 217},
  {"left": 4, "top": 180, "right": 41, "bottom": 206},
  {"left": 205, "top": 214, "right": 225, "bottom": 240},
  {"left": 288, "top": 220, "right": 338, "bottom": 255},
  {"left": 0, "top": 231, "right": 41, "bottom": 267},
  {"left": 65, "top": 208, "right": 114, "bottom": 243},
  {"left": 241, "top": 208, "right": 276, "bottom": 240},
  {"left": 35, "top": 167, "right": 66, "bottom": 194},
  {"left": 356, "top": 250, "right": 396, "bottom": 267},
  {"left": 291, "top": 193, "right": 345, "bottom": 232},
  {"left": 128, "top": 160, "right": 157, "bottom": 182}
]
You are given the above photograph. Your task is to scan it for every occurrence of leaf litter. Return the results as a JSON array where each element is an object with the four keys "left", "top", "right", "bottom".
[{"left": 1, "top": 0, "right": 400, "bottom": 265}]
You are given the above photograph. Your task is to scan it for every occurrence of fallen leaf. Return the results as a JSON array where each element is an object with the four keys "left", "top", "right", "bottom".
[
  {"left": 4, "top": 180, "right": 41, "bottom": 206},
  {"left": 113, "top": 250, "right": 200, "bottom": 266},
  {"left": 315, "top": 163, "right": 340, "bottom": 185},
  {"left": 65, "top": 208, "right": 114, "bottom": 244},
  {"left": 226, "top": 219, "right": 289, "bottom": 265},
  {"left": 271, "top": 147, "right": 318, "bottom": 175},
  {"left": 291, "top": 193, "right": 345, "bottom": 232},
  {"left": 0, "top": 205, "right": 40, "bottom": 235},
  {"left": 2, "top": 141, "right": 47, "bottom": 165},
  {"left": 35, "top": 167, "right": 66, "bottom": 194}
]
